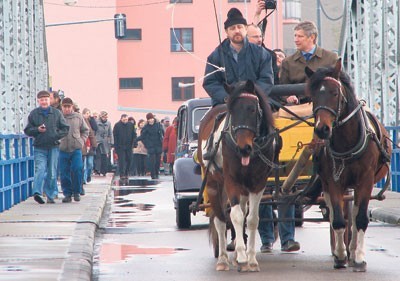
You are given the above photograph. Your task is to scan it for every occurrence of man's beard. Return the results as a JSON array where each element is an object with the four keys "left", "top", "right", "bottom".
[{"left": 231, "top": 34, "right": 244, "bottom": 44}]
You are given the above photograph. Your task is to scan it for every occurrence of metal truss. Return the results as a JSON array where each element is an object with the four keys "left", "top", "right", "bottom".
[
  {"left": 340, "top": 0, "right": 399, "bottom": 126},
  {"left": 0, "top": 0, "right": 48, "bottom": 134}
]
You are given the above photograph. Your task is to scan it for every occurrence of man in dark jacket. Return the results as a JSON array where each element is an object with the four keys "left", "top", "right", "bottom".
[
  {"left": 113, "top": 114, "right": 137, "bottom": 183},
  {"left": 203, "top": 7, "right": 274, "bottom": 107},
  {"left": 24, "top": 90, "right": 69, "bottom": 204}
]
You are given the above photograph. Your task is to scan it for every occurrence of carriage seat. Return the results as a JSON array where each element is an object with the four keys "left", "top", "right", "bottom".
[{"left": 273, "top": 103, "right": 313, "bottom": 119}]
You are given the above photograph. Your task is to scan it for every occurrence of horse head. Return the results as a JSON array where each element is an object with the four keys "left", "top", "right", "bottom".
[
  {"left": 224, "top": 80, "right": 273, "bottom": 166},
  {"left": 306, "top": 59, "right": 357, "bottom": 140}
]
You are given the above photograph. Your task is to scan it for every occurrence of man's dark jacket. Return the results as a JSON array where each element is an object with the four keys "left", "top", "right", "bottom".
[
  {"left": 136, "top": 122, "right": 164, "bottom": 154},
  {"left": 24, "top": 106, "right": 69, "bottom": 148},
  {"left": 203, "top": 38, "right": 274, "bottom": 106},
  {"left": 113, "top": 121, "right": 137, "bottom": 150}
]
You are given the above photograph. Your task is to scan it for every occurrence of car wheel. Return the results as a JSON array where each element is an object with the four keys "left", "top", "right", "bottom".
[{"left": 176, "top": 199, "right": 191, "bottom": 229}]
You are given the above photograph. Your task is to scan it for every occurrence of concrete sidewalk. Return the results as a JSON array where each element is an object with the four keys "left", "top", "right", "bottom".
[
  {"left": 0, "top": 177, "right": 398, "bottom": 281},
  {"left": 0, "top": 175, "right": 112, "bottom": 281}
]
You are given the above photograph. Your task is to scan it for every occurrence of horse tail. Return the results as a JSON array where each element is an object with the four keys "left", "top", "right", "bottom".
[{"left": 208, "top": 211, "right": 219, "bottom": 257}]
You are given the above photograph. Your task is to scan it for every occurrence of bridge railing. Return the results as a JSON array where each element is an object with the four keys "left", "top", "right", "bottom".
[
  {"left": 0, "top": 134, "right": 34, "bottom": 212},
  {"left": 377, "top": 126, "right": 400, "bottom": 192}
]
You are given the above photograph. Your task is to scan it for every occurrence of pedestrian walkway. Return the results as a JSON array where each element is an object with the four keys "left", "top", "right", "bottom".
[
  {"left": 0, "top": 175, "right": 112, "bottom": 281},
  {"left": 0, "top": 177, "right": 398, "bottom": 281}
]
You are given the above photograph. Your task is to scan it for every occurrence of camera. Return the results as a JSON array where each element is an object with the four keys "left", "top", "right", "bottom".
[{"left": 265, "top": 0, "right": 277, "bottom": 9}]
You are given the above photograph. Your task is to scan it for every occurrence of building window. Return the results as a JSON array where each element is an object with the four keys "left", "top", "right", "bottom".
[
  {"left": 170, "top": 0, "right": 192, "bottom": 3},
  {"left": 120, "top": 78, "right": 143, "bottom": 89},
  {"left": 228, "top": 0, "right": 251, "bottom": 3},
  {"left": 172, "top": 77, "right": 195, "bottom": 100},
  {"left": 171, "top": 28, "right": 193, "bottom": 52},
  {"left": 119, "top": 29, "right": 142, "bottom": 40},
  {"left": 283, "top": 0, "right": 301, "bottom": 21}
]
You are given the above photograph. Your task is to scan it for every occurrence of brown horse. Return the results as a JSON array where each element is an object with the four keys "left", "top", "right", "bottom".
[
  {"left": 305, "top": 59, "right": 392, "bottom": 272},
  {"left": 197, "top": 80, "right": 276, "bottom": 272}
]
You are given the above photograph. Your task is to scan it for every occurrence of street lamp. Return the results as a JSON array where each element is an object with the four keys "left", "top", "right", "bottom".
[{"left": 64, "top": 0, "right": 77, "bottom": 5}]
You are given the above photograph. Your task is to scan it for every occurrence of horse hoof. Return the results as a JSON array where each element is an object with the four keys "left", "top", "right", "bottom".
[
  {"left": 348, "top": 259, "right": 355, "bottom": 267},
  {"left": 249, "top": 263, "right": 260, "bottom": 272},
  {"left": 333, "top": 257, "right": 347, "bottom": 269},
  {"left": 353, "top": 261, "right": 367, "bottom": 272},
  {"left": 216, "top": 262, "right": 229, "bottom": 271},
  {"left": 237, "top": 262, "right": 249, "bottom": 272}
]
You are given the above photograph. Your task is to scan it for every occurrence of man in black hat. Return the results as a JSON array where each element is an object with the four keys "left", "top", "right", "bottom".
[
  {"left": 203, "top": 7, "right": 274, "bottom": 107},
  {"left": 24, "top": 90, "right": 69, "bottom": 204}
]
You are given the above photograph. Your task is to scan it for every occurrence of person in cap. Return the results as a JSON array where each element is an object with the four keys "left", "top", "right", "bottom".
[
  {"left": 95, "top": 110, "right": 114, "bottom": 176},
  {"left": 24, "top": 90, "right": 70, "bottom": 204},
  {"left": 59, "top": 97, "right": 89, "bottom": 203},
  {"left": 203, "top": 7, "right": 274, "bottom": 107},
  {"left": 135, "top": 113, "right": 164, "bottom": 179}
]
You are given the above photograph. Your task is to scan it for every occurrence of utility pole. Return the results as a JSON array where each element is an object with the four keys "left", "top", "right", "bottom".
[{"left": 316, "top": 0, "right": 322, "bottom": 46}]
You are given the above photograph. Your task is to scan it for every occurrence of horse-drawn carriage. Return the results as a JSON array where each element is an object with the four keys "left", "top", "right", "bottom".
[{"left": 173, "top": 60, "right": 392, "bottom": 273}]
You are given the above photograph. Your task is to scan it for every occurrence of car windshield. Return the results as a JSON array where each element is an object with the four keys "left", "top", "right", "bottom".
[{"left": 192, "top": 107, "right": 210, "bottom": 133}]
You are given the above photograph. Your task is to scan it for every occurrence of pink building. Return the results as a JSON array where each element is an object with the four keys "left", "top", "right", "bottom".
[{"left": 44, "top": 1, "right": 283, "bottom": 124}]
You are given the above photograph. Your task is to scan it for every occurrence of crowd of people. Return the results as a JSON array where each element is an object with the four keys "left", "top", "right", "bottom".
[{"left": 25, "top": 90, "right": 178, "bottom": 203}]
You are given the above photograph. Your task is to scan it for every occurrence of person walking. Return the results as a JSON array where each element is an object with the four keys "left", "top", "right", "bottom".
[
  {"left": 113, "top": 114, "right": 137, "bottom": 184},
  {"left": 162, "top": 117, "right": 178, "bottom": 176},
  {"left": 246, "top": 23, "right": 298, "bottom": 253},
  {"left": 82, "top": 108, "right": 98, "bottom": 187},
  {"left": 136, "top": 113, "right": 163, "bottom": 179},
  {"left": 133, "top": 119, "right": 147, "bottom": 176},
  {"left": 24, "top": 90, "right": 69, "bottom": 204},
  {"left": 59, "top": 97, "right": 89, "bottom": 203},
  {"left": 95, "top": 111, "right": 113, "bottom": 176}
]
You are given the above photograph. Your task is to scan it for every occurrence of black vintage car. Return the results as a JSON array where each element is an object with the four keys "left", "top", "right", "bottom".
[{"left": 173, "top": 98, "right": 211, "bottom": 229}]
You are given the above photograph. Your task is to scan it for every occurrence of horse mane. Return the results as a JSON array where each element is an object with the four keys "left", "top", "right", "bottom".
[
  {"left": 307, "top": 66, "right": 358, "bottom": 110},
  {"left": 254, "top": 83, "right": 274, "bottom": 135}
]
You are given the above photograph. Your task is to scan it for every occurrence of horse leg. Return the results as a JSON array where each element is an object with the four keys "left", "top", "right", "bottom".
[
  {"left": 349, "top": 186, "right": 372, "bottom": 272},
  {"left": 214, "top": 216, "right": 230, "bottom": 271},
  {"left": 230, "top": 201, "right": 248, "bottom": 271},
  {"left": 324, "top": 192, "right": 347, "bottom": 269},
  {"left": 245, "top": 190, "right": 264, "bottom": 272}
]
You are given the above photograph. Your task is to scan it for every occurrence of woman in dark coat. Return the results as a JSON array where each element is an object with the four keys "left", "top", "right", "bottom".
[{"left": 136, "top": 113, "right": 164, "bottom": 179}]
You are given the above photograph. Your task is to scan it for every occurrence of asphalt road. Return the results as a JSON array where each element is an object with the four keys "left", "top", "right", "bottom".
[{"left": 92, "top": 176, "right": 400, "bottom": 281}]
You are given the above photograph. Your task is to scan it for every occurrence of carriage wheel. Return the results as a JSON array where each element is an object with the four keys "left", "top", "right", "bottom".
[{"left": 329, "top": 193, "right": 353, "bottom": 256}]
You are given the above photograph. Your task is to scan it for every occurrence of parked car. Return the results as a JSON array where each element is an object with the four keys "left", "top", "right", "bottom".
[{"left": 173, "top": 98, "right": 211, "bottom": 229}]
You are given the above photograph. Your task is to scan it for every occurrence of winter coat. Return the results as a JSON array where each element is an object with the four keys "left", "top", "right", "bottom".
[
  {"left": 162, "top": 125, "right": 177, "bottom": 163},
  {"left": 24, "top": 106, "right": 69, "bottom": 148},
  {"left": 82, "top": 117, "right": 97, "bottom": 156},
  {"left": 60, "top": 112, "right": 89, "bottom": 153},
  {"left": 113, "top": 121, "right": 137, "bottom": 150},
  {"left": 133, "top": 128, "right": 147, "bottom": 155},
  {"left": 203, "top": 38, "right": 274, "bottom": 107},
  {"left": 95, "top": 119, "right": 114, "bottom": 155},
  {"left": 136, "top": 122, "right": 164, "bottom": 154}
]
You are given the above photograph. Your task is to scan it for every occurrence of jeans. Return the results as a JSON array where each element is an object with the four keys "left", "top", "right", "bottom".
[
  {"left": 83, "top": 155, "right": 94, "bottom": 183},
  {"left": 59, "top": 149, "right": 83, "bottom": 197},
  {"left": 32, "top": 147, "right": 59, "bottom": 200},
  {"left": 258, "top": 202, "right": 295, "bottom": 246},
  {"left": 278, "top": 204, "right": 295, "bottom": 245}
]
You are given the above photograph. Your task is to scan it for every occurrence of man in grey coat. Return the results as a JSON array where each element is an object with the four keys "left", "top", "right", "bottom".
[{"left": 59, "top": 97, "right": 89, "bottom": 203}]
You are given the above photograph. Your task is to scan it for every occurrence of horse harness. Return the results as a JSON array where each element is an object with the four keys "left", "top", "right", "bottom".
[{"left": 314, "top": 76, "right": 391, "bottom": 181}]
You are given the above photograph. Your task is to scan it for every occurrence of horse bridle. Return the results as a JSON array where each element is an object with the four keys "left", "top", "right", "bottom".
[
  {"left": 229, "top": 93, "right": 262, "bottom": 137},
  {"left": 312, "top": 76, "right": 348, "bottom": 127}
]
